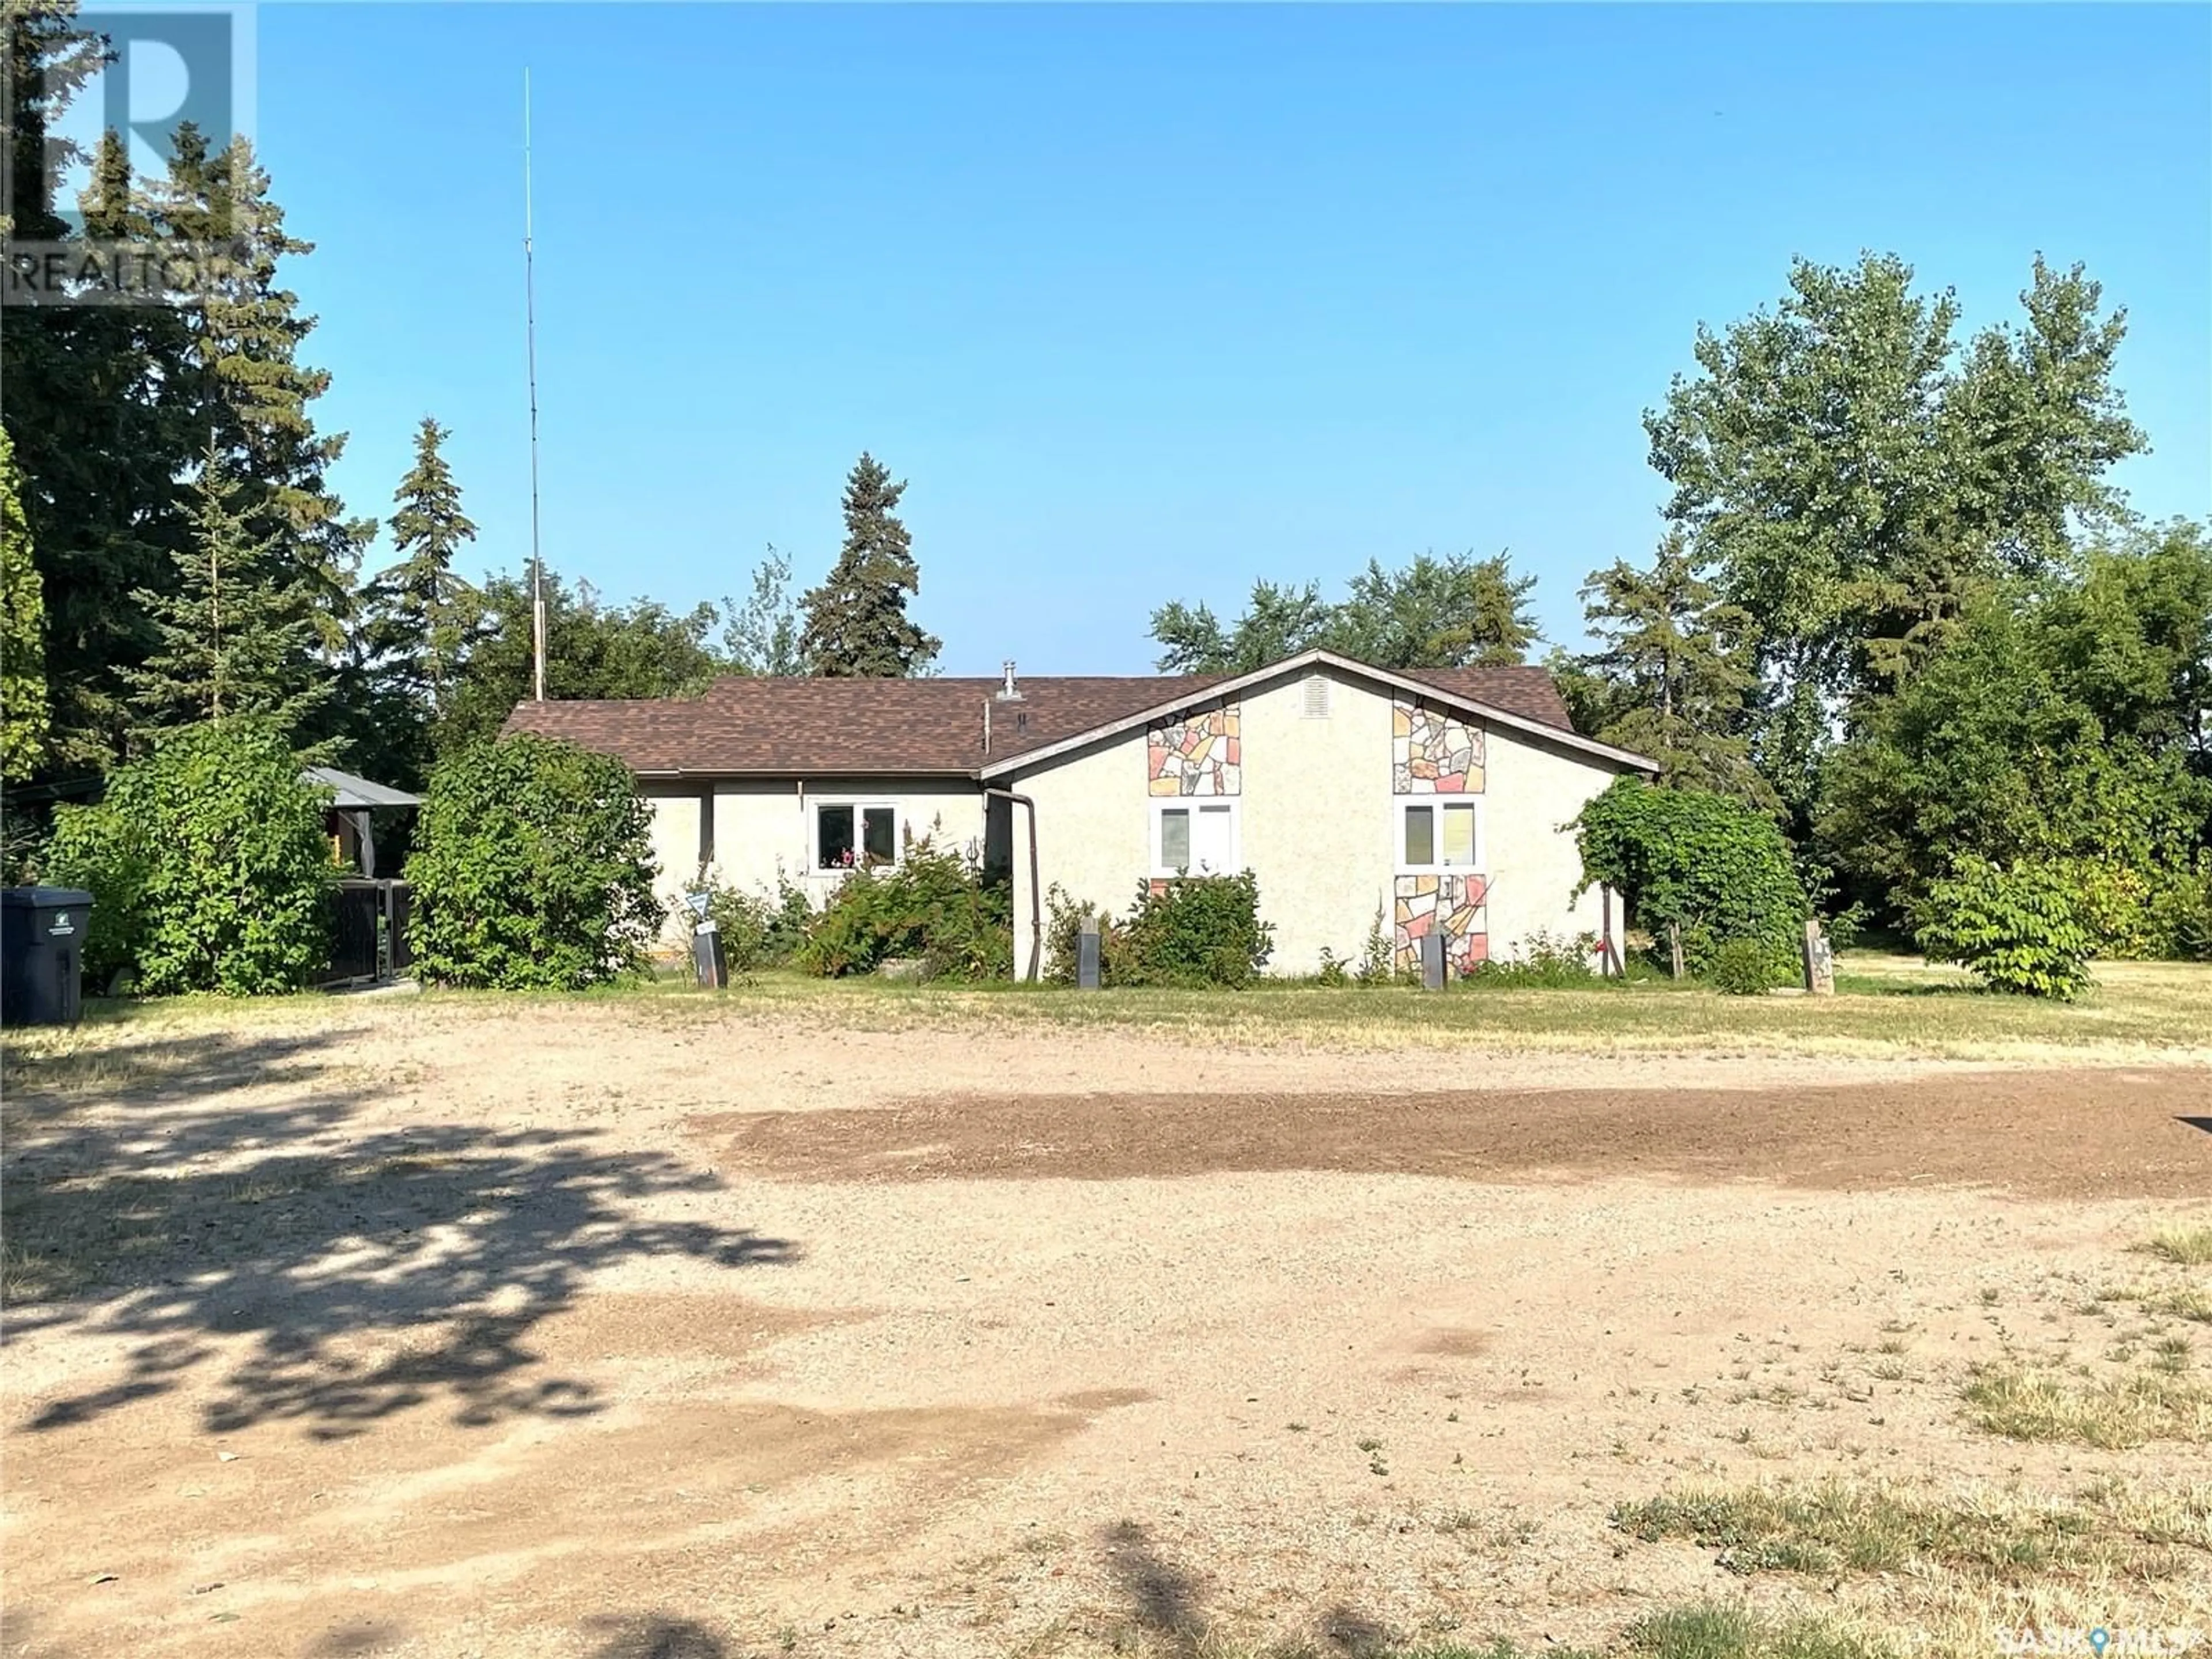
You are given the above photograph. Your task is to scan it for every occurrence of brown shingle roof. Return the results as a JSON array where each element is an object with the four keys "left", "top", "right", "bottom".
[{"left": 501, "top": 662, "right": 1574, "bottom": 777}]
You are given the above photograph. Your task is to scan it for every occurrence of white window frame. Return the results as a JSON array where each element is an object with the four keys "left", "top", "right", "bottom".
[
  {"left": 1395, "top": 798, "right": 1484, "bottom": 875},
  {"left": 812, "top": 800, "right": 902, "bottom": 873},
  {"left": 1151, "top": 798, "right": 1241, "bottom": 878}
]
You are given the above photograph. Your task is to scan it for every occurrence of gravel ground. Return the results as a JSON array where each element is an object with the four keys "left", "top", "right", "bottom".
[{"left": 4, "top": 1001, "right": 2209, "bottom": 1659}]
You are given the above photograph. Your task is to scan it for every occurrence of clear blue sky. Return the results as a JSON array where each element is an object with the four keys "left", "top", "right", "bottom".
[{"left": 260, "top": 3, "right": 2211, "bottom": 674}]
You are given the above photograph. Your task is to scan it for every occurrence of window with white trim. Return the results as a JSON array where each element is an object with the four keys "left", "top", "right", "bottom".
[
  {"left": 1153, "top": 800, "right": 1238, "bottom": 877},
  {"left": 1397, "top": 799, "right": 1482, "bottom": 873},
  {"left": 815, "top": 801, "right": 899, "bottom": 870}
]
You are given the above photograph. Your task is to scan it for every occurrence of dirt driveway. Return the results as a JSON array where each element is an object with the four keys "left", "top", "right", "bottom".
[{"left": 4, "top": 1000, "right": 2209, "bottom": 1658}]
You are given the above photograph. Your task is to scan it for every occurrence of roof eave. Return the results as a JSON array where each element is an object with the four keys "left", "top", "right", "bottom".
[
  {"left": 979, "top": 647, "right": 1658, "bottom": 777},
  {"left": 631, "top": 766, "right": 983, "bottom": 781}
]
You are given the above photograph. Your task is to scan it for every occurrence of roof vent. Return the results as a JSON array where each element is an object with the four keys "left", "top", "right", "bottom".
[
  {"left": 997, "top": 660, "right": 1023, "bottom": 701},
  {"left": 1302, "top": 675, "right": 1331, "bottom": 718}
]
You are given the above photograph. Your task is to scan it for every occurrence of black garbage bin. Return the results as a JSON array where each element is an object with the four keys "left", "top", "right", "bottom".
[{"left": 2, "top": 886, "right": 93, "bottom": 1027}]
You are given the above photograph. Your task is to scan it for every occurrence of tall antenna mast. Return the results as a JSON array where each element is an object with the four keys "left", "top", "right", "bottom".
[{"left": 524, "top": 67, "right": 546, "bottom": 702}]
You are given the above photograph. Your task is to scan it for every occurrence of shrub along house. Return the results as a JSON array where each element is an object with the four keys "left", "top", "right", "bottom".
[{"left": 503, "top": 648, "right": 1656, "bottom": 978}]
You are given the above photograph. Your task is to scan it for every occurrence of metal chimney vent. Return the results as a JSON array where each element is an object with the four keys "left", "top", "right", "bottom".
[{"left": 997, "top": 660, "right": 1023, "bottom": 700}]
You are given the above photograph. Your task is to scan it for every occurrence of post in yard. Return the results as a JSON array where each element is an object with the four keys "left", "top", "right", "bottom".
[
  {"left": 1421, "top": 929, "right": 1446, "bottom": 991},
  {"left": 1803, "top": 919, "right": 1836, "bottom": 995}
]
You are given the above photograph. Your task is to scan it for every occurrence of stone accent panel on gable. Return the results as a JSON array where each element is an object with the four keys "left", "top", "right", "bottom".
[
  {"left": 1147, "top": 703, "right": 1241, "bottom": 797},
  {"left": 1392, "top": 698, "right": 1483, "bottom": 794},
  {"left": 1394, "top": 873, "right": 1488, "bottom": 975}
]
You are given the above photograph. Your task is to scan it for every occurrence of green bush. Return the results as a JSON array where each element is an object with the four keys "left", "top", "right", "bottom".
[
  {"left": 1911, "top": 855, "right": 2096, "bottom": 999},
  {"left": 2176, "top": 891, "right": 2212, "bottom": 963},
  {"left": 1573, "top": 778, "right": 1808, "bottom": 982},
  {"left": 1043, "top": 882, "right": 1102, "bottom": 984},
  {"left": 1116, "top": 871, "right": 1274, "bottom": 988},
  {"left": 2146, "top": 855, "right": 2212, "bottom": 961},
  {"left": 1465, "top": 928, "right": 1601, "bottom": 988},
  {"left": 43, "top": 801, "right": 150, "bottom": 990},
  {"left": 1704, "top": 935, "right": 1775, "bottom": 996},
  {"left": 684, "top": 869, "right": 812, "bottom": 976},
  {"left": 43, "top": 719, "right": 332, "bottom": 995},
  {"left": 795, "top": 840, "right": 1010, "bottom": 980},
  {"left": 406, "top": 733, "right": 664, "bottom": 990},
  {"left": 1047, "top": 873, "right": 1274, "bottom": 988}
]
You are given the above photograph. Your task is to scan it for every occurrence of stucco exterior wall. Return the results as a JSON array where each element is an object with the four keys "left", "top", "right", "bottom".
[
  {"left": 639, "top": 784, "right": 704, "bottom": 942},
  {"left": 1004, "top": 730, "right": 1155, "bottom": 976},
  {"left": 1240, "top": 668, "right": 1396, "bottom": 973},
  {"left": 1479, "top": 723, "right": 1617, "bottom": 957},
  {"left": 1003, "top": 665, "right": 1635, "bottom": 978},
  {"left": 702, "top": 778, "right": 984, "bottom": 895},
  {"left": 640, "top": 777, "right": 986, "bottom": 945}
]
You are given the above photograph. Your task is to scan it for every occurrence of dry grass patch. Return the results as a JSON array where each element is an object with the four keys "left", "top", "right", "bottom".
[
  {"left": 1961, "top": 1363, "right": 2212, "bottom": 1448},
  {"left": 1618, "top": 1604, "right": 1891, "bottom": 1659},
  {"left": 2137, "top": 1288, "right": 2212, "bottom": 1325},
  {"left": 0, "top": 1239, "right": 99, "bottom": 1302},
  {"left": 2140, "top": 1225, "right": 2212, "bottom": 1268},
  {"left": 1612, "top": 1479, "right": 2212, "bottom": 1583},
  {"left": 643, "top": 955, "right": 2212, "bottom": 1060},
  {"left": 1174, "top": 1602, "right": 1888, "bottom": 1659}
]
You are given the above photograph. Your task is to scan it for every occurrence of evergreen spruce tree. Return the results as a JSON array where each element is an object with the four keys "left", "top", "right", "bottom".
[
  {"left": 1, "top": 429, "right": 50, "bottom": 780},
  {"left": 1576, "top": 531, "right": 1774, "bottom": 808},
  {"left": 798, "top": 454, "right": 940, "bottom": 677},
  {"left": 157, "top": 129, "right": 373, "bottom": 674},
  {"left": 4, "top": 108, "right": 192, "bottom": 770},
  {"left": 359, "top": 418, "right": 480, "bottom": 772},
  {"left": 125, "top": 454, "right": 331, "bottom": 745}
]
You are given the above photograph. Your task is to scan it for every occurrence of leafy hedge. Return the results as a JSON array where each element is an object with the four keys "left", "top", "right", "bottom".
[
  {"left": 1046, "top": 872, "right": 1274, "bottom": 988},
  {"left": 406, "top": 734, "right": 664, "bottom": 990},
  {"left": 43, "top": 719, "right": 332, "bottom": 995},
  {"left": 794, "top": 840, "right": 1010, "bottom": 980},
  {"left": 685, "top": 870, "right": 813, "bottom": 976},
  {"left": 1467, "top": 929, "right": 1603, "bottom": 988},
  {"left": 1911, "top": 855, "right": 2096, "bottom": 999},
  {"left": 1704, "top": 935, "right": 1777, "bottom": 995},
  {"left": 1573, "top": 777, "right": 1808, "bottom": 982}
]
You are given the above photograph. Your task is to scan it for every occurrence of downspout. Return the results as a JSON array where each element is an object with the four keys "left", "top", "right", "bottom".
[{"left": 984, "top": 785, "right": 1041, "bottom": 983}]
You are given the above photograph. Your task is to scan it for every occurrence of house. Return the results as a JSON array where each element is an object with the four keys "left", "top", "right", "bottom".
[{"left": 502, "top": 649, "right": 1657, "bottom": 978}]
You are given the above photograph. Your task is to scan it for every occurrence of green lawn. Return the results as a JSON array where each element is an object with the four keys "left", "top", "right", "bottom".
[
  {"left": 13, "top": 953, "right": 2210, "bottom": 1066},
  {"left": 631, "top": 952, "right": 2212, "bottom": 1060}
]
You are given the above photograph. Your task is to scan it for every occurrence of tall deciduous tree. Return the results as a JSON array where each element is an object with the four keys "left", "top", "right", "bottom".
[
  {"left": 1, "top": 429, "right": 50, "bottom": 779},
  {"left": 1151, "top": 552, "right": 1538, "bottom": 673},
  {"left": 1645, "top": 252, "right": 2145, "bottom": 821},
  {"left": 124, "top": 454, "right": 330, "bottom": 746},
  {"left": 1817, "top": 521, "right": 2212, "bottom": 925},
  {"left": 1331, "top": 551, "right": 1538, "bottom": 669},
  {"left": 1573, "top": 531, "right": 1771, "bottom": 806},
  {"left": 1152, "top": 581, "right": 1333, "bottom": 674},
  {"left": 721, "top": 546, "right": 805, "bottom": 676},
  {"left": 438, "top": 569, "right": 726, "bottom": 756},
  {"left": 798, "top": 454, "right": 940, "bottom": 677}
]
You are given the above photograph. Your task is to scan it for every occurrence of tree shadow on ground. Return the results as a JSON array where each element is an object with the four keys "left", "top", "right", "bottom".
[
  {"left": 1104, "top": 1520, "right": 1208, "bottom": 1654},
  {"left": 582, "top": 1613, "right": 732, "bottom": 1658},
  {"left": 1101, "top": 1521, "right": 1403, "bottom": 1657},
  {"left": 6, "top": 1020, "right": 796, "bottom": 1440}
]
